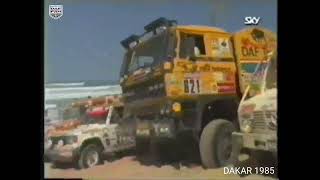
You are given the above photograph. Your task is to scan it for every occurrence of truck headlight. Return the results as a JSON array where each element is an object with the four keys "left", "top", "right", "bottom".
[
  {"left": 172, "top": 102, "right": 181, "bottom": 112},
  {"left": 137, "top": 129, "right": 150, "bottom": 135},
  {"left": 160, "top": 127, "right": 169, "bottom": 133},
  {"left": 45, "top": 140, "right": 52, "bottom": 149},
  {"left": 160, "top": 109, "right": 165, "bottom": 115},
  {"left": 240, "top": 104, "right": 255, "bottom": 112},
  {"left": 164, "top": 62, "right": 172, "bottom": 70},
  {"left": 64, "top": 136, "right": 78, "bottom": 145},
  {"left": 57, "top": 140, "right": 64, "bottom": 147},
  {"left": 48, "top": 139, "right": 52, "bottom": 145},
  {"left": 241, "top": 119, "right": 252, "bottom": 133},
  {"left": 239, "top": 104, "right": 255, "bottom": 120}
]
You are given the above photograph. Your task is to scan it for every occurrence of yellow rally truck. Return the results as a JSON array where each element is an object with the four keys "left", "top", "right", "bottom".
[{"left": 119, "top": 18, "right": 276, "bottom": 168}]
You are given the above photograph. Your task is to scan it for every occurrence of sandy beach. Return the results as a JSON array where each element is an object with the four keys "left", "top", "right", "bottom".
[{"left": 45, "top": 154, "right": 276, "bottom": 180}]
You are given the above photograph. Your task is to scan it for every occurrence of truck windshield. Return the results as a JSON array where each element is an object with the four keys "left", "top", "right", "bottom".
[{"left": 127, "top": 32, "right": 167, "bottom": 74}]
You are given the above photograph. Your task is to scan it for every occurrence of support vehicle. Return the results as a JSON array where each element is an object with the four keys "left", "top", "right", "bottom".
[
  {"left": 231, "top": 52, "right": 277, "bottom": 170},
  {"left": 45, "top": 96, "right": 135, "bottom": 169}
]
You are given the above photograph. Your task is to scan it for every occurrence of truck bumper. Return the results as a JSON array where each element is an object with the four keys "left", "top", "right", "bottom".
[
  {"left": 232, "top": 132, "right": 277, "bottom": 153},
  {"left": 47, "top": 145, "right": 79, "bottom": 163}
]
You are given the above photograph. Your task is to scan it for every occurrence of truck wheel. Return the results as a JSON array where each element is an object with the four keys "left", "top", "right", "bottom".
[
  {"left": 78, "top": 144, "right": 102, "bottom": 169},
  {"left": 200, "top": 119, "right": 235, "bottom": 168}
]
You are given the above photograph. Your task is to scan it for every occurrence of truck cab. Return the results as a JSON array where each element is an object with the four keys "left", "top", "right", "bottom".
[{"left": 232, "top": 52, "right": 277, "bottom": 170}]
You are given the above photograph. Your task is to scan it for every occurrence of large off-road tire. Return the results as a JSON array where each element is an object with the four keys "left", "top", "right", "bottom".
[
  {"left": 78, "top": 144, "right": 103, "bottom": 169},
  {"left": 200, "top": 119, "right": 235, "bottom": 168}
]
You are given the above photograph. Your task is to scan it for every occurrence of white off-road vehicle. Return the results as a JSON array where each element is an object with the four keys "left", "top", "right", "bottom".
[
  {"left": 45, "top": 105, "right": 135, "bottom": 169},
  {"left": 232, "top": 53, "right": 277, "bottom": 171}
]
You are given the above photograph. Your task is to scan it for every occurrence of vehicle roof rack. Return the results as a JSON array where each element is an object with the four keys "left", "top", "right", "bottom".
[
  {"left": 120, "top": 17, "right": 177, "bottom": 49},
  {"left": 120, "top": 34, "right": 140, "bottom": 49},
  {"left": 144, "top": 17, "right": 177, "bottom": 34}
]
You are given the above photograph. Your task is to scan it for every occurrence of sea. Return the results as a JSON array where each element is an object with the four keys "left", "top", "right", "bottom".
[{"left": 45, "top": 80, "right": 122, "bottom": 120}]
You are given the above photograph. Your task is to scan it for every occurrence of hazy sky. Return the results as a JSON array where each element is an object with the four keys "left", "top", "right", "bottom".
[{"left": 45, "top": 0, "right": 277, "bottom": 83}]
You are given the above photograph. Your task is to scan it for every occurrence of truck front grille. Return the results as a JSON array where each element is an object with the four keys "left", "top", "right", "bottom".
[
  {"left": 50, "top": 136, "right": 66, "bottom": 145},
  {"left": 252, "top": 111, "right": 267, "bottom": 132},
  {"left": 251, "top": 110, "right": 276, "bottom": 133}
]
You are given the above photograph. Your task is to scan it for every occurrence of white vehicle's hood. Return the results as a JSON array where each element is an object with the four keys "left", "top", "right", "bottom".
[
  {"left": 68, "top": 124, "right": 106, "bottom": 136},
  {"left": 241, "top": 88, "right": 277, "bottom": 111},
  {"left": 49, "top": 123, "right": 106, "bottom": 137}
]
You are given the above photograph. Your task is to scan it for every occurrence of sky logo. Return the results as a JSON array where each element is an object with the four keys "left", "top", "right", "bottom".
[{"left": 244, "top": 17, "right": 261, "bottom": 25}]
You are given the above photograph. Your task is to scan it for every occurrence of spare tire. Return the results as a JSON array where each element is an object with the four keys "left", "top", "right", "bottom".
[{"left": 200, "top": 119, "right": 235, "bottom": 168}]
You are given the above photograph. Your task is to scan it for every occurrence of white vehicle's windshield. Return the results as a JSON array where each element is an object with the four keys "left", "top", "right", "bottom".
[
  {"left": 265, "top": 57, "right": 277, "bottom": 90},
  {"left": 243, "top": 55, "right": 277, "bottom": 100},
  {"left": 247, "top": 63, "right": 268, "bottom": 98}
]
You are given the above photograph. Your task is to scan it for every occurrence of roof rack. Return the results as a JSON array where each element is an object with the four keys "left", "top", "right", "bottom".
[
  {"left": 120, "top": 17, "right": 177, "bottom": 49},
  {"left": 120, "top": 34, "right": 140, "bottom": 49},
  {"left": 144, "top": 17, "right": 177, "bottom": 34}
]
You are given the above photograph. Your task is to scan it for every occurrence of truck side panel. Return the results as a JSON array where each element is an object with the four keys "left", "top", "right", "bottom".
[{"left": 232, "top": 28, "right": 277, "bottom": 93}]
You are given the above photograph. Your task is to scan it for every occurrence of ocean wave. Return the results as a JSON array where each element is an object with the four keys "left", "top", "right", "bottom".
[
  {"left": 46, "top": 82, "right": 85, "bottom": 87},
  {"left": 45, "top": 85, "right": 122, "bottom": 101},
  {"left": 45, "top": 104, "right": 57, "bottom": 110},
  {"left": 45, "top": 85, "right": 120, "bottom": 93}
]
